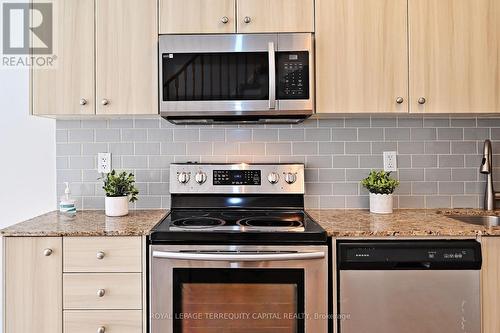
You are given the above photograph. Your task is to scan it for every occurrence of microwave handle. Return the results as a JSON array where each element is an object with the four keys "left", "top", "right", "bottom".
[
  {"left": 152, "top": 250, "right": 325, "bottom": 261},
  {"left": 268, "top": 42, "right": 276, "bottom": 109}
]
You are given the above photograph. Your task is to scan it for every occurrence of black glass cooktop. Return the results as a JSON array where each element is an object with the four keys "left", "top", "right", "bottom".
[{"left": 150, "top": 209, "right": 327, "bottom": 244}]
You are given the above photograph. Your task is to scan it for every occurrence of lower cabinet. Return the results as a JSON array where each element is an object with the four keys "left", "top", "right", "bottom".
[
  {"left": 482, "top": 237, "right": 500, "bottom": 333},
  {"left": 4, "top": 236, "right": 146, "bottom": 333},
  {"left": 4, "top": 237, "right": 63, "bottom": 333}
]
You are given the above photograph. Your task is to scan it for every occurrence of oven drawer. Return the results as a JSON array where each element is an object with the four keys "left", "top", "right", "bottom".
[
  {"left": 63, "top": 237, "right": 142, "bottom": 273},
  {"left": 64, "top": 310, "right": 142, "bottom": 333},
  {"left": 63, "top": 273, "right": 142, "bottom": 310}
]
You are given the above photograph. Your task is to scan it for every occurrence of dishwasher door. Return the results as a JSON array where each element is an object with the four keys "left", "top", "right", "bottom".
[{"left": 337, "top": 240, "right": 482, "bottom": 333}]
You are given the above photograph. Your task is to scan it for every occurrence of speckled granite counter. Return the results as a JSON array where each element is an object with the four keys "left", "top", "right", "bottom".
[
  {"left": 307, "top": 209, "right": 500, "bottom": 237},
  {"left": 0, "top": 210, "right": 168, "bottom": 237}
]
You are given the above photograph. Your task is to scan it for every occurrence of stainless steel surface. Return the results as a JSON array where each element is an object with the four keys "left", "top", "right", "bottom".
[
  {"left": 448, "top": 215, "right": 500, "bottom": 226},
  {"left": 159, "top": 33, "right": 314, "bottom": 123},
  {"left": 101, "top": 99, "right": 109, "bottom": 106},
  {"left": 97, "top": 289, "right": 105, "bottom": 297},
  {"left": 396, "top": 97, "right": 404, "bottom": 104},
  {"left": 481, "top": 139, "right": 500, "bottom": 210},
  {"left": 169, "top": 163, "right": 305, "bottom": 194},
  {"left": 97, "top": 327, "right": 105, "bottom": 333},
  {"left": 418, "top": 97, "right": 426, "bottom": 104},
  {"left": 221, "top": 16, "right": 229, "bottom": 24},
  {"left": 268, "top": 41, "right": 276, "bottom": 110},
  {"left": 152, "top": 250, "right": 325, "bottom": 261},
  {"left": 96, "top": 251, "right": 105, "bottom": 260},
  {"left": 79, "top": 98, "right": 87, "bottom": 106},
  {"left": 244, "top": 16, "right": 251, "bottom": 23},
  {"left": 339, "top": 270, "right": 480, "bottom": 333},
  {"left": 43, "top": 248, "right": 52, "bottom": 256},
  {"left": 150, "top": 244, "right": 328, "bottom": 333}
]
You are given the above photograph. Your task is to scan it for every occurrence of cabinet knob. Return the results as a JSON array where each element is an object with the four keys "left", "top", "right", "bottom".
[
  {"left": 96, "top": 251, "right": 105, "bottom": 260},
  {"left": 97, "top": 326, "right": 106, "bottom": 333},
  {"left": 221, "top": 16, "right": 229, "bottom": 24},
  {"left": 43, "top": 248, "right": 53, "bottom": 256},
  {"left": 97, "top": 289, "right": 106, "bottom": 297},
  {"left": 244, "top": 16, "right": 251, "bottom": 24},
  {"left": 80, "top": 98, "right": 87, "bottom": 106},
  {"left": 101, "top": 99, "right": 109, "bottom": 106},
  {"left": 418, "top": 97, "right": 426, "bottom": 105},
  {"left": 396, "top": 97, "right": 404, "bottom": 104}
]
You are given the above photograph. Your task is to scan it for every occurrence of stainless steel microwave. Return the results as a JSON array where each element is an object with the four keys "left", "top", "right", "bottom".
[{"left": 159, "top": 33, "right": 314, "bottom": 124}]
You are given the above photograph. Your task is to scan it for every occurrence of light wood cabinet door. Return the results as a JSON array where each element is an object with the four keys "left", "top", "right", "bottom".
[
  {"left": 315, "top": 0, "right": 408, "bottom": 113},
  {"left": 64, "top": 310, "right": 142, "bottom": 333},
  {"left": 4, "top": 237, "right": 63, "bottom": 333},
  {"left": 96, "top": 0, "right": 157, "bottom": 115},
  {"left": 159, "top": 0, "right": 235, "bottom": 34},
  {"left": 482, "top": 237, "right": 500, "bottom": 333},
  {"left": 32, "top": 0, "right": 94, "bottom": 116},
  {"left": 409, "top": 0, "right": 500, "bottom": 113},
  {"left": 237, "top": 0, "right": 314, "bottom": 33}
]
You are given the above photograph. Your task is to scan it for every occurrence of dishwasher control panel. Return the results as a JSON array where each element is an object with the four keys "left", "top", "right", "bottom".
[{"left": 338, "top": 240, "right": 482, "bottom": 270}]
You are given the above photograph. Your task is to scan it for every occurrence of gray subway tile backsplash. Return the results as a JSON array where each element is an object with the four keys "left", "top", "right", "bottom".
[{"left": 56, "top": 116, "right": 495, "bottom": 210}]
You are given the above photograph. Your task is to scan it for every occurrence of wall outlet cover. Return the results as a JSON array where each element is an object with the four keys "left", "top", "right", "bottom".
[
  {"left": 98, "top": 152, "right": 112, "bottom": 174},
  {"left": 383, "top": 151, "right": 397, "bottom": 172}
]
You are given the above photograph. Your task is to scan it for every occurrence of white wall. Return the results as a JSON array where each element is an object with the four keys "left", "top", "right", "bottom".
[{"left": 0, "top": 0, "right": 57, "bottom": 327}]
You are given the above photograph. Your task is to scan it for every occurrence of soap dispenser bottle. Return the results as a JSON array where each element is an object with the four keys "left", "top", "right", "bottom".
[{"left": 59, "top": 182, "right": 76, "bottom": 216}]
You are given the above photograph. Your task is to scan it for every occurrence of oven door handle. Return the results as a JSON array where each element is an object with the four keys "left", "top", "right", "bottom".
[
  {"left": 268, "top": 41, "right": 276, "bottom": 110},
  {"left": 152, "top": 251, "right": 325, "bottom": 261}
]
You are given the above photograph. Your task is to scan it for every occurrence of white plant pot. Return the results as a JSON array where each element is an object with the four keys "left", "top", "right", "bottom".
[
  {"left": 105, "top": 196, "right": 129, "bottom": 217},
  {"left": 369, "top": 193, "right": 394, "bottom": 214}
]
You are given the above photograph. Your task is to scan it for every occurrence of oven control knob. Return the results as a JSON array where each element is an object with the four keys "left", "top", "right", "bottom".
[
  {"left": 285, "top": 172, "right": 297, "bottom": 184},
  {"left": 195, "top": 171, "right": 207, "bottom": 184},
  {"left": 268, "top": 172, "right": 280, "bottom": 184},
  {"left": 177, "top": 172, "right": 190, "bottom": 184}
]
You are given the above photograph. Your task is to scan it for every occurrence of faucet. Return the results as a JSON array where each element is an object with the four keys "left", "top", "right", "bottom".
[{"left": 480, "top": 139, "right": 500, "bottom": 210}]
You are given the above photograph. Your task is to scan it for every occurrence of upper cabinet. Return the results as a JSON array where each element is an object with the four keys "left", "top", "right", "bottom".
[
  {"left": 236, "top": 0, "right": 314, "bottom": 33},
  {"left": 315, "top": 0, "right": 408, "bottom": 113},
  {"left": 159, "top": 0, "right": 236, "bottom": 34},
  {"left": 159, "top": 0, "right": 314, "bottom": 34},
  {"left": 96, "top": 0, "right": 157, "bottom": 115},
  {"left": 32, "top": 0, "right": 95, "bottom": 116},
  {"left": 409, "top": 0, "right": 500, "bottom": 113},
  {"left": 32, "top": 0, "right": 158, "bottom": 116}
]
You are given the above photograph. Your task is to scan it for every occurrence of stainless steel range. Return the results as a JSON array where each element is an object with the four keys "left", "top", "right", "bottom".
[{"left": 150, "top": 163, "right": 328, "bottom": 333}]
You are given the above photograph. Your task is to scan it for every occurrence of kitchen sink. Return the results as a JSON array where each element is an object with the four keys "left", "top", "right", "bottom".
[{"left": 448, "top": 215, "right": 500, "bottom": 227}]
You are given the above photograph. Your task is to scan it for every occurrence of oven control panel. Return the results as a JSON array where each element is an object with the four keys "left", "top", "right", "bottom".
[{"left": 170, "top": 163, "right": 304, "bottom": 194}]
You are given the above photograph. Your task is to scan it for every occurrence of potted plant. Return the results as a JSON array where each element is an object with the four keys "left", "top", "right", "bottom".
[
  {"left": 361, "top": 170, "right": 399, "bottom": 214},
  {"left": 102, "top": 170, "right": 139, "bottom": 217}
]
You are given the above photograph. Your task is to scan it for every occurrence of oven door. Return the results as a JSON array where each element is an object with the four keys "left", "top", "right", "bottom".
[{"left": 150, "top": 245, "right": 328, "bottom": 333}]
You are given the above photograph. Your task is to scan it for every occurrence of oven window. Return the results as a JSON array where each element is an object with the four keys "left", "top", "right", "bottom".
[
  {"left": 162, "top": 53, "right": 269, "bottom": 101},
  {"left": 173, "top": 268, "right": 305, "bottom": 333}
]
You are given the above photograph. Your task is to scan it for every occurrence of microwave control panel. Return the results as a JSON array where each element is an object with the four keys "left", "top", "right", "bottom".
[{"left": 277, "top": 51, "right": 309, "bottom": 100}]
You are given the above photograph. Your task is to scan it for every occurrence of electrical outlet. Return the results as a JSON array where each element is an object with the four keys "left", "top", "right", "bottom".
[
  {"left": 98, "top": 152, "right": 112, "bottom": 173},
  {"left": 383, "top": 151, "right": 397, "bottom": 172}
]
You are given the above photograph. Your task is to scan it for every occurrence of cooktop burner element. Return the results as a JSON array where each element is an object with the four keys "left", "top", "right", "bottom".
[
  {"left": 150, "top": 163, "right": 327, "bottom": 244},
  {"left": 172, "top": 217, "right": 225, "bottom": 229}
]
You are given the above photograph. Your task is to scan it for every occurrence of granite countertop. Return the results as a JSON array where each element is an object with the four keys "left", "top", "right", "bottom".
[
  {"left": 0, "top": 210, "right": 168, "bottom": 237},
  {"left": 3, "top": 208, "right": 500, "bottom": 238},
  {"left": 307, "top": 209, "right": 500, "bottom": 237}
]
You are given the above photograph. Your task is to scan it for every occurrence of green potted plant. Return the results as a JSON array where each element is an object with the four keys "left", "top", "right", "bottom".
[
  {"left": 361, "top": 170, "right": 399, "bottom": 214},
  {"left": 102, "top": 170, "right": 139, "bottom": 217}
]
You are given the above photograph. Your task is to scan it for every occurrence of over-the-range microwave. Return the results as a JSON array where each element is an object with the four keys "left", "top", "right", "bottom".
[{"left": 159, "top": 33, "right": 314, "bottom": 124}]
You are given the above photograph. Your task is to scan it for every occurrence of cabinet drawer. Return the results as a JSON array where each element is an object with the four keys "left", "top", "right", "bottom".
[
  {"left": 63, "top": 273, "right": 142, "bottom": 310},
  {"left": 64, "top": 310, "right": 142, "bottom": 333},
  {"left": 64, "top": 237, "right": 142, "bottom": 272}
]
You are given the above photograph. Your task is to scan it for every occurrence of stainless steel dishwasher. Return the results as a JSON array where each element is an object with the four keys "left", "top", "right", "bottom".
[{"left": 337, "top": 240, "right": 482, "bottom": 333}]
